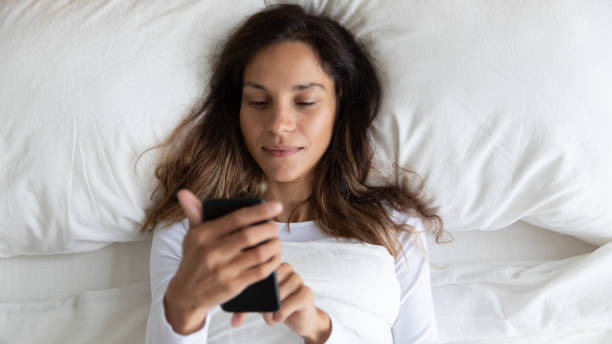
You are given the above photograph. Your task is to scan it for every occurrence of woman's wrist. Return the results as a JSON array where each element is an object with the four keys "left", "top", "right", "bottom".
[
  {"left": 164, "top": 295, "right": 209, "bottom": 335},
  {"left": 164, "top": 278, "right": 209, "bottom": 335},
  {"left": 302, "top": 308, "right": 332, "bottom": 344}
]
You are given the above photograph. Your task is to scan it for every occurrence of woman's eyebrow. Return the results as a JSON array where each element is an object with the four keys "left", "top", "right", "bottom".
[
  {"left": 243, "top": 81, "right": 325, "bottom": 91},
  {"left": 293, "top": 82, "right": 325, "bottom": 90}
]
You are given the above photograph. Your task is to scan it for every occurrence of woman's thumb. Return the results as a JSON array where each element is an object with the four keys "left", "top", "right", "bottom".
[{"left": 177, "top": 189, "right": 203, "bottom": 228}]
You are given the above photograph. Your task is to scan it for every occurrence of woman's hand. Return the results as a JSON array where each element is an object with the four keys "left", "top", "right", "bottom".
[
  {"left": 164, "top": 189, "right": 283, "bottom": 335},
  {"left": 231, "top": 263, "right": 332, "bottom": 343}
]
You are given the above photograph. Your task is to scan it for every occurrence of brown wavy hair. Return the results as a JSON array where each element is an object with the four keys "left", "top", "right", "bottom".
[{"left": 136, "top": 4, "right": 449, "bottom": 258}]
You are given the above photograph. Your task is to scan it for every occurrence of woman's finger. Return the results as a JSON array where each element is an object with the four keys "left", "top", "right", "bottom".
[
  {"left": 224, "top": 237, "right": 282, "bottom": 271},
  {"left": 261, "top": 312, "right": 275, "bottom": 326},
  {"left": 278, "top": 272, "right": 303, "bottom": 301},
  {"left": 233, "top": 254, "right": 282, "bottom": 288},
  {"left": 275, "top": 262, "right": 294, "bottom": 284},
  {"left": 273, "top": 286, "right": 313, "bottom": 323},
  {"left": 177, "top": 189, "right": 203, "bottom": 229},
  {"left": 222, "top": 222, "right": 280, "bottom": 254},
  {"left": 231, "top": 312, "right": 247, "bottom": 328},
  {"left": 207, "top": 201, "right": 282, "bottom": 238}
]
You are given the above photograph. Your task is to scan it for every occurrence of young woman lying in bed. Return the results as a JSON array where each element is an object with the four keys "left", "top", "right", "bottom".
[{"left": 139, "top": 4, "right": 446, "bottom": 343}]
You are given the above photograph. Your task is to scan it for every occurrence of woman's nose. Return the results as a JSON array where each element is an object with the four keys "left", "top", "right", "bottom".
[{"left": 267, "top": 102, "right": 296, "bottom": 134}]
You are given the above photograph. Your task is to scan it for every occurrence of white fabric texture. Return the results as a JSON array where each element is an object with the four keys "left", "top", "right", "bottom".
[
  {"left": 206, "top": 242, "right": 400, "bottom": 343},
  {"left": 0, "top": 0, "right": 264, "bottom": 257},
  {"left": 1, "top": 222, "right": 610, "bottom": 343},
  {"left": 431, "top": 241, "right": 612, "bottom": 342},
  {"left": 146, "top": 217, "right": 439, "bottom": 343},
  {"left": 2, "top": 0, "right": 612, "bottom": 257},
  {"left": 0, "top": 281, "right": 150, "bottom": 344}
]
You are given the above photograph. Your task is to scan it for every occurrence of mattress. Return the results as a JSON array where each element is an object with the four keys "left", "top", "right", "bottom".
[{"left": 1, "top": 221, "right": 604, "bottom": 343}]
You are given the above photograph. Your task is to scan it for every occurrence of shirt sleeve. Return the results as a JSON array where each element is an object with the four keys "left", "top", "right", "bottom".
[
  {"left": 392, "top": 216, "right": 441, "bottom": 344},
  {"left": 323, "top": 313, "right": 366, "bottom": 343},
  {"left": 145, "top": 220, "right": 210, "bottom": 344}
]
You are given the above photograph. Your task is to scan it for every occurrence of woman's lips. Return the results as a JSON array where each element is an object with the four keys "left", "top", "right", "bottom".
[{"left": 262, "top": 147, "right": 303, "bottom": 157}]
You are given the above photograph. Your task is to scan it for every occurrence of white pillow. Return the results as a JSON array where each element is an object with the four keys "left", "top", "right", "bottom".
[
  {"left": 0, "top": 0, "right": 264, "bottom": 257},
  {"left": 2, "top": 0, "right": 611, "bottom": 257},
  {"left": 269, "top": 0, "right": 612, "bottom": 246}
]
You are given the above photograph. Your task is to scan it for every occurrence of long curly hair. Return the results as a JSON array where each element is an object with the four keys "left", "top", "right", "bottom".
[{"left": 136, "top": 4, "right": 449, "bottom": 258}]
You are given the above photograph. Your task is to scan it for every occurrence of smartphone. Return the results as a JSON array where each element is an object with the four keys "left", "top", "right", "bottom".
[{"left": 201, "top": 197, "right": 281, "bottom": 313}]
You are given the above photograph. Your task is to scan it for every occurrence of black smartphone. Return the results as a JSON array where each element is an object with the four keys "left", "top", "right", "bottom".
[{"left": 201, "top": 197, "right": 281, "bottom": 313}]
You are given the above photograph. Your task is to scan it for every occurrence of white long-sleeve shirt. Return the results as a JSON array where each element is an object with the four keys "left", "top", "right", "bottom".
[{"left": 145, "top": 215, "right": 440, "bottom": 343}]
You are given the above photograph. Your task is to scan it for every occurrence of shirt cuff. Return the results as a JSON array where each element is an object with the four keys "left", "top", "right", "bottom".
[{"left": 323, "top": 313, "right": 362, "bottom": 343}]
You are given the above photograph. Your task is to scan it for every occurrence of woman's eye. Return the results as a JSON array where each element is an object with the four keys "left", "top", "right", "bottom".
[
  {"left": 297, "top": 102, "right": 315, "bottom": 107},
  {"left": 247, "top": 100, "right": 315, "bottom": 107}
]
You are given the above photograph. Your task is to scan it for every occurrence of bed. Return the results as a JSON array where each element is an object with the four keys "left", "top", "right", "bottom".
[{"left": 2, "top": 0, "right": 611, "bottom": 343}]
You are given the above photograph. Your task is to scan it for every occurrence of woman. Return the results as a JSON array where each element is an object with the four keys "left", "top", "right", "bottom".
[{"left": 140, "top": 4, "right": 446, "bottom": 343}]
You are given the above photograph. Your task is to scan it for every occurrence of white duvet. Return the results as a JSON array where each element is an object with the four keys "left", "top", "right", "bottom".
[
  {"left": 204, "top": 241, "right": 400, "bottom": 343},
  {"left": 432, "top": 241, "right": 612, "bottom": 342},
  {"left": 2, "top": 233, "right": 611, "bottom": 343}
]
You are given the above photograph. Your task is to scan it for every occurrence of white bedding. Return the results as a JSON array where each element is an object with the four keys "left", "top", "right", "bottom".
[
  {"left": 0, "top": 240, "right": 151, "bottom": 344},
  {"left": 3, "top": 0, "right": 611, "bottom": 255},
  {"left": 2, "top": 223, "right": 607, "bottom": 343},
  {"left": 202, "top": 241, "right": 400, "bottom": 343},
  {"left": 433, "top": 244, "right": 612, "bottom": 341},
  {"left": 427, "top": 223, "right": 612, "bottom": 343},
  {"left": 2, "top": 0, "right": 611, "bottom": 343}
]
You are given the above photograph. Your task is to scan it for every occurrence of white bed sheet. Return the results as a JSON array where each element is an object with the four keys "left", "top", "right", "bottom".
[
  {"left": 0, "top": 240, "right": 151, "bottom": 344},
  {"left": 427, "top": 221, "right": 596, "bottom": 266},
  {"left": 0, "top": 223, "right": 607, "bottom": 343},
  {"left": 427, "top": 223, "right": 612, "bottom": 344}
]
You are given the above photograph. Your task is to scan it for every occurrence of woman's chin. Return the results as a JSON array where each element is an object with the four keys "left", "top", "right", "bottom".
[{"left": 264, "top": 170, "right": 303, "bottom": 184}]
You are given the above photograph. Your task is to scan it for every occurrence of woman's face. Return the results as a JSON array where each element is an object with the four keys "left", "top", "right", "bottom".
[{"left": 240, "top": 41, "right": 337, "bottom": 184}]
